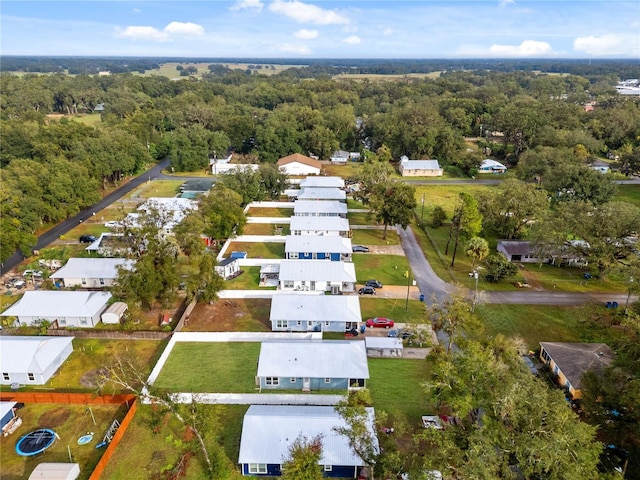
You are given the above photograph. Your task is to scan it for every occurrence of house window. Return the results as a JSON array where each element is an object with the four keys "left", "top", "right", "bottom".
[
  {"left": 324, "top": 321, "right": 330, "bottom": 327},
  {"left": 290, "top": 378, "right": 296, "bottom": 383},
  {"left": 99, "top": 278, "right": 105, "bottom": 286},
  {"left": 294, "top": 230, "right": 301, "bottom": 235},
  {"left": 59, "top": 318, "right": 67, "bottom": 326},
  {"left": 324, "top": 378, "right": 331, "bottom": 383},
  {"left": 296, "top": 320, "right": 302, "bottom": 327},
  {"left": 248, "top": 464, "right": 267, "bottom": 474},
  {"left": 541, "top": 349, "right": 551, "bottom": 362},
  {"left": 289, "top": 252, "right": 298, "bottom": 259},
  {"left": 265, "top": 377, "right": 279, "bottom": 386},
  {"left": 81, "top": 278, "right": 87, "bottom": 285},
  {"left": 324, "top": 465, "right": 332, "bottom": 472},
  {"left": 276, "top": 320, "right": 287, "bottom": 329},
  {"left": 80, "top": 318, "right": 88, "bottom": 326},
  {"left": 27, "top": 373, "right": 35, "bottom": 381},
  {"left": 2, "top": 373, "right": 9, "bottom": 381},
  {"left": 283, "top": 281, "right": 294, "bottom": 289}
]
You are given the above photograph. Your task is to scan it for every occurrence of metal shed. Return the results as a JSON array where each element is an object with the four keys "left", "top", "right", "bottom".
[{"left": 101, "top": 302, "right": 128, "bottom": 324}]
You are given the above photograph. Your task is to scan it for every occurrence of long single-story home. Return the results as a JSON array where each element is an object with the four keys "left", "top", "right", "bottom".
[
  {"left": 330, "top": 150, "right": 350, "bottom": 164},
  {"left": 125, "top": 197, "right": 197, "bottom": 235},
  {"left": 270, "top": 294, "right": 362, "bottom": 332},
  {"left": 50, "top": 258, "right": 134, "bottom": 288},
  {"left": 215, "top": 257, "right": 241, "bottom": 280},
  {"left": 0, "top": 336, "right": 74, "bottom": 385},
  {"left": 497, "top": 240, "right": 588, "bottom": 266},
  {"left": 299, "top": 176, "right": 345, "bottom": 189},
  {"left": 478, "top": 159, "right": 507, "bottom": 174},
  {"left": 277, "top": 153, "right": 322, "bottom": 176},
  {"left": 256, "top": 340, "right": 368, "bottom": 391},
  {"left": 285, "top": 235, "right": 352, "bottom": 261},
  {"left": 539, "top": 342, "right": 615, "bottom": 399},
  {"left": 278, "top": 260, "right": 356, "bottom": 294},
  {"left": 293, "top": 200, "right": 347, "bottom": 218},
  {"left": 289, "top": 216, "right": 350, "bottom": 237},
  {"left": 398, "top": 157, "right": 443, "bottom": 177},
  {"left": 238, "top": 405, "right": 377, "bottom": 477},
  {"left": 496, "top": 240, "right": 544, "bottom": 263},
  {"left": 297, "top": 187, "right": 347, "bottom": 202},
  {"left": 0, "top": 291, "right": 112, "bottom": 328}
]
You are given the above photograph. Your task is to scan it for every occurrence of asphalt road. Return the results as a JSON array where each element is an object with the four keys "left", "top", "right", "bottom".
[{"left": 1, "top": 159, "right": 170, "bottom": 275}]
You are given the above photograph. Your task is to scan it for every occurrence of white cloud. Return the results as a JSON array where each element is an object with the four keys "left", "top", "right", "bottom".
[
  {"left": 115, "top": 22, "right": 204, "bottom": 42},
  {"left": 343, "top": 35, "right": 361, "bottom": 45},
  {"left": 279, "top": 43, "right": 312, "bottom": 54},
  {"left": 489, "top": 40, "right": 553, "bottom": 56},
  {"left": 294, "top": 29, "right": 318, "bottom": 39},
  {"left": 499, "top": 0, "right": 516, "bottom": 7},
  {"left": 383, "top": 28, "right": 393, "bottom": 36},
  {"left": 573, "top": 34, "right": 638, "bottom": 56},
  {"left": 230, "top": 0, "right": 264, "bottom": 12},
  {"left": 269, "top": 0, "right": 349, "bottom": 25}
]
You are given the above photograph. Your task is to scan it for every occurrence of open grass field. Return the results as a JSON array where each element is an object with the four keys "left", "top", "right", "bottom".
[
  {"left": 242, "top": 223, "right": 290, "bottom": 236},
  {"left": 351, "top": 228, "right": 400, "bottom": 246},
  {"left": 131, "top": 179, "right": 183, "bottom": 198},
  {"left": 367, "top": 358, "right": 432, "bottom": 425},
  {"left": 0, "top": 402, "right": 126, "bottom": 480},
  {"left": 139, "top": 62, "right": 297, "bottom": 79},
  {"left": 102, "top": 403, "right": 246, "bottom": 480},
  {"left": 416, "top": 184, "right": 494, "bottom": 218},
  {"left": 475, "top": 304, "right": 626, "bottom": 350},
  {"left": 353, "top": 254, "right": 411, "bottom": 286},
  {"left": 612, "top": 184, "right": 640, "bottom": 206},
  {"left": 153, "top": 342, "right": 261, "bottom": 392},
  {"left": 225, "top": 241, "right": 285, "bottom": 259},
  {"left": 246, "top": 207, "right": 292, "bottom": 217},
  {"left": 334, "top": 72, "right": 442, "bottom": 80},
  {"left": 359, "top": 298, "right": 427, "bottom": 324},
  {"left": 224, "top": 266, "right": 262, "bottom": 289},
  {"left": 321, "top": 162, "right": 361, "bottom": 177},
  {"left": 347, "top": 211, "right": 373, "bottom": 225},
  {"left": 184, "top": 298, "right": 271, "bottom": 332}
]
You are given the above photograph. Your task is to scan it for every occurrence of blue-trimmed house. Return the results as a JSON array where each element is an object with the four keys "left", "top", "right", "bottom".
[
  {"left": 285, "top": 235, "right": 352, "bottom": 262},
  {"left": 270, "top": 294, "right": 361, "bottom": 333},
  {"left": 238, "top": 405, "right": 377, "bottom": 477},
  {"left": 293, "top": 200, "right": 347, "bottom": 218},
  {"left": 256, "top": 340, "right": 368, "bottom": 391},
  {"left": 289, "top": 216, "right": 350, "bottom": 237}
]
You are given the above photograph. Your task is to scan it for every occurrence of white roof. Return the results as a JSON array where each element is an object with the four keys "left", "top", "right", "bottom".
[
  {"left": 279, "top": 260, "right": 356, "bottom": 283},
  {"left": 140, "top": 197, "right": 196, "bottom": 213},
  {"left": 289, "top": 216, "right": 350, "bottom": 233},
  {"left": 297, "top": 187, "right": 346, "bottom": 201},
  {"left": 28, "top": 463, "right": 80, "bottom": 480},
  {"left": 270, "top": 294, "right": 361, "bottom": 323},
  {"left": 401, "top": 159, "right": 441, "bottom": 170},
  {"left": 0, "top": 401, "right": 16, "bottom": 420},
  {"left": 294, "top": 200, "right": 347, "bottom": 215},
  {"left": 285, "top": 235, "right": 352, "bottom": 254},
  {"left": 299, "top": 177, "right": 345, "bottom": 189},
  {"left": 50, "top": 258, "right": 133, "bottom": 280},
  {"left": 239, "top": 405, "right": 376, "bottom": 466},
  {"left": 365, "top": 337, "right": 403, "bottom": 350},
  {"left": 0, "top": 336, "right": 74, "bottom": 373},
  {"left": 0, "top": 291, "right": 112, "bottom": 318},
  {"left": 257, "top": 340, "right": 369, "bottom": 379},
  {"left": 480, "top": 159, "right": 507, "bottom": 170}
]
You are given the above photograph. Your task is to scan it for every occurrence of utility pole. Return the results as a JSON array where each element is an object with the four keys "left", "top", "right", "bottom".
[
  {"left": 469, "top": 269, "right": 479, "bottom": 312},
  {"left": 421, "top": 192, "right": 425, "bottom": 223},
  {"left": 405, "top": 270, "right": 412, "bottom": 312}
]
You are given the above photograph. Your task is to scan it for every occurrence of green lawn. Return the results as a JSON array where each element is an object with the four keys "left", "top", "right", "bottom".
[
  {"left": 359, "top": 298, "right": 427, "bottom": 324},
  {"left": 353, "top": 254, "right": 411, "bottom": 286},
  {"left": 415, "top": 184, "right": 494, "bottom": 218},
  {"left": 132, "top": 179, "right": 183, "bottom": 198},
  {"left": 347, "top": 211, "right": 373, "bottom": 225},
  {"left": 611, "top": 184, "right": 640, "bottom": 206},
  {"left": 346, "top": 198, "right": 366, "bottom": 209},
  {"left": 242, "top": 223, "right": 290, "bottom": 236},
  {"left": 475, "top": 304, "right": 625, "bottom": 351},
  {"left": 102, "top": 404, "right": 246, "bottom": 480},
  {"left": 367, "top": 358, "right": 432, "bottom": 425},
  {"left": 224, "top": 266, "right": 262, "bottom": 289},
  {"left": 246, "top": 207, "right": 293, "bottom": 217},
  {"left": 351, "top": 228, "right": 400, "bottom": 245},
  {"left": 226, "top": 241, "right": 285, "bottom": 259},
  {"left": 154, "top": 342, "right": 261, "bottom": 392}
]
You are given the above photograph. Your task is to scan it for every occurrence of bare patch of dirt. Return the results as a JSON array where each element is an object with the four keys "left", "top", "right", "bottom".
[
  {"left": 38, "top": 407, "right": 71, "bottom": 428},
  {"left": 183, "top": 298, "right": 271, "bottom": 332},
  {"left": 81, "top": 367, "right": 110, "bottom": 388}
]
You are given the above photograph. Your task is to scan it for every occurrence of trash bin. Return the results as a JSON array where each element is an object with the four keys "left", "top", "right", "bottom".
[
  {"left": 419, "top": 294, "right": 425, "bottom": 302},
  {"left": 360, "top": 325, "right": 366, "bottom": 334}
]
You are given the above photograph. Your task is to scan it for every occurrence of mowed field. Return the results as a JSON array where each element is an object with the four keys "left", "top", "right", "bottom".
[{"left": 139, "top": 62, "right": 300, "bottom": 79}]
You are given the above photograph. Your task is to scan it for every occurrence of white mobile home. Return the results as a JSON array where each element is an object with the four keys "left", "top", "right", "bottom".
[
  {"left": 0, "top": 336, "right": 74, "bottom": 385},
  {"left": 270, "top": 294, "right": 362, "bottom": 332}
]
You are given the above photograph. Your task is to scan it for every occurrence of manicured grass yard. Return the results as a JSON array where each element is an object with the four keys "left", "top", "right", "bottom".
[
  {"left": 154, "top": 342, "right": 261, "bottom": 392},
  {"left": 351, "top": 229, "right": 400, "bottom": 246},
  {"left": 0, "top": 402, "right": 125, "bottom": 480},
  {"left": 367, "top": 358, "right": 432, "bottom": 425},
  {"left": 246, "top": 207, "right": 292, "bottom": 217},
  {"left": 226, "top": 241, "right": 285, "bottom": 259},
  {"left": 242, "top": 223, "right": 290, "bottom": 236},
  {"left": 353, "top": 254, "right": 411, "bottom": 286},
  {"left": 359, "top": 298, "right": 426, "bottom": 324},
  {"left": 102, "top": 404, "right": 246, "bottom": 480},
  {"left": 612, "top": 185, "right": 640, "bottom": 206},
  {"left": 475, "top": 304, "right": 624, "bottom": 350},
  {"left": 224, "top": 266, "right": 262, "bottom": 289},
  {"left": 415, "top": 184, "right": 494, "bottom": 218},
  {"left": 347, "top": 211, "right": 373, "bottom": 225},
  {"left": 132, "top": 179, "right": 183, "bottom": 198}
]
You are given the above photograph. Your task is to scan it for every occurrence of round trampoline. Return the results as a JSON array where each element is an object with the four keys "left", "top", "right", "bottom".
[{"left": 15, "top": 429, "right": 58, "bottom": 456}]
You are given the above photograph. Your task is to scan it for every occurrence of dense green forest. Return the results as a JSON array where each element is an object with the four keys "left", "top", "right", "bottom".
[{"left": 1, "top": 63, "right": 639, "bottom": 262}]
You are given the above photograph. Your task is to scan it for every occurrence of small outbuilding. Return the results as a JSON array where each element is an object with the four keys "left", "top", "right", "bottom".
[
  {"left": 101, "top": 302, "right": 128, "bottom": 325},
  {"left": 215, "top": 257, "right": 241, "bottom": 279},
  {"left": 28, "top": 463, "right": 80, "bottom": 480},
  {"left": 1, "top": 401, "right": 17, "bottom": 430},
  {"left": 478, "top": 159, "right": 507, "bottom": 174},
  {"left": 364, "top": 337, "right": 403, "bottom": 357}
]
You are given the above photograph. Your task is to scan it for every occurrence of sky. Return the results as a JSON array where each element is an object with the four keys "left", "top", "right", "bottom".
[{"left": 1, "top": 1, "right": 639, "bottom": 59}]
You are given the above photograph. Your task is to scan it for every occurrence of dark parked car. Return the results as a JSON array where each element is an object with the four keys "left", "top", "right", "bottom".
[
  {"left": 366, "top": 317, "right": 395, "bottom": 328},
  {"left": 352, "top": 245, "right": 369, "bottom": 253},
  {"left": 79, "top": 235, "right": 97, "bottom": 244},
  {"left": 365, "top": 280, "right": 383, "bottom": 288},
  {"left": 345, "top": 328, "right": 359, "bottom": 337},
  {"left": 358, "top": 286, "right": 376, "bottom": 295},
  {"left": 388, "top": 329, "right": 414, "bottom": 339}
]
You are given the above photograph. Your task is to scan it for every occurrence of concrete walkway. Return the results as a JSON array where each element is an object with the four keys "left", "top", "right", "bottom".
[{"left": 161, "top": 392, "right": 345, "bottom": 405}]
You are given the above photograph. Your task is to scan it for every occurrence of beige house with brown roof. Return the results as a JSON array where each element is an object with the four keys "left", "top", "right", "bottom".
[{"left": 277, "top": 154, "right": 321, "bottom": 176}]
